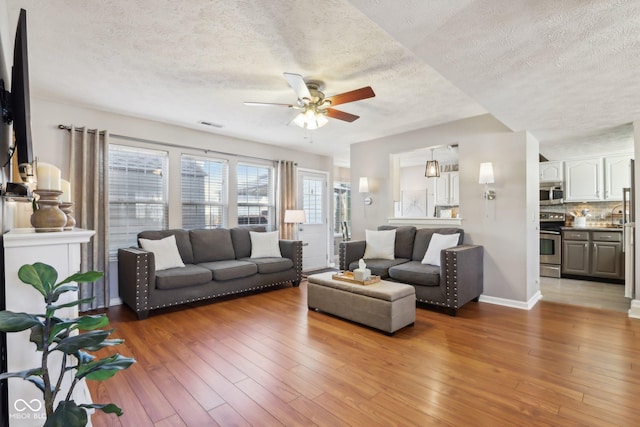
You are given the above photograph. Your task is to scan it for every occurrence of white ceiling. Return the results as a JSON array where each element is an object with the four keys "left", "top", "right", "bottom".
[{"left": 4, "top": 0, "right": 639, "bottom": 167}]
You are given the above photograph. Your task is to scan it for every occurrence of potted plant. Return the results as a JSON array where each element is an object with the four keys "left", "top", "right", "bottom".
[{"left": 0, "top": 262, "right": 135, "bottom": 427}]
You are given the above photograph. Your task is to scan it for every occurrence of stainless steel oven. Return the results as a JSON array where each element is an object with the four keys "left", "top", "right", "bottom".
[{"left": 540, "top": 212, "right": 565, "bottom": 278}]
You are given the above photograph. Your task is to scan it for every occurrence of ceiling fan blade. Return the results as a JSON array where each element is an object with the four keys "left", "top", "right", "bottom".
[
  {"left": 325, "top": 86, "right": 375, "bottom": 107},
  {"left": 284, "top": 72, "right": 311, "bottom": 101},
  {"left": 244, "top": 102, "right": 297, "bottom": 108},
  {"left": 325, "top": 108, "right": 360, "bottom": 122}
]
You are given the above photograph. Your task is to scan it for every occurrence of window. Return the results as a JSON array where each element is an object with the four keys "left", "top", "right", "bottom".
[
  {"left": 334, "top": 182, "right": 351, "bottom": 237},
  {"left": 181, "top": 155, "right": 228, "bottom": 229},
  {"left": 108, "top": 145, "right": 168, "bottom": 257},
  {"left": 237, "top": 162, "right": 274, "bottom": 230}
]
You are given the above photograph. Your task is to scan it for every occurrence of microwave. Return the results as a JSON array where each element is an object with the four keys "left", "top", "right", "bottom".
[{"left": 540, "top": 181, "right": 564, "bottom": 205}]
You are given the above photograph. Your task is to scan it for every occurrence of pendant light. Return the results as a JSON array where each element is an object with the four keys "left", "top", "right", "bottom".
[{"left": 425, "top": 148, "right": 440, "bottom": 178}]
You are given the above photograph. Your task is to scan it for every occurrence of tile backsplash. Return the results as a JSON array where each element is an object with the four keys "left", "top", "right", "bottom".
[{"left": 542, "top": 201, "right": 629, "bottom": 227}]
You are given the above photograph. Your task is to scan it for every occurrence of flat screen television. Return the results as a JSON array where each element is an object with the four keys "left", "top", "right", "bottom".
[{"left": 1, "top": 8, "right": 35, "bottom": 183}]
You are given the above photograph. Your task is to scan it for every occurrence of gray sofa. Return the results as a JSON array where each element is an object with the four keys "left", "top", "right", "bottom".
[
  {"left": 118, "top": 226, "right": 302, "bottom": 319},
  {"left": 339, "top": 226, "right": 483, "bottom": 315}
]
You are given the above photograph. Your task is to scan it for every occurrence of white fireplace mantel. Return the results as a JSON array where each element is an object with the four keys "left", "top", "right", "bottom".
[{"left": 3, "top": 228, "right": 95, "bottom": 426}]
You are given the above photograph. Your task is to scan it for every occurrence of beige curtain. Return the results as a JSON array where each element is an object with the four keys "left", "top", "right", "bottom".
[
  {"left": 68, "top": 126, "right": 110, "bottom": 311},
  {"left": 278, "top": 160, "right": 297, "bottom": 239}
]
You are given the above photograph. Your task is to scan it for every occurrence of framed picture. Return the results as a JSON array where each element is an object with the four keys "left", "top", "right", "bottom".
[{"left": 401, "top": 190, "right": 427, "bottom": 217}]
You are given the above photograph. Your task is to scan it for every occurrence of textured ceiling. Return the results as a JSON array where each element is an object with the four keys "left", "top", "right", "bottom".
[{"left": 3, "top": 0, "right": 638, "bottom": 166}]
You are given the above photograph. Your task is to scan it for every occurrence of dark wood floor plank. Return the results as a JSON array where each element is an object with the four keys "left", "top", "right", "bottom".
[{"left": 87, "top": 282, "right": 640, "bottom": 427}]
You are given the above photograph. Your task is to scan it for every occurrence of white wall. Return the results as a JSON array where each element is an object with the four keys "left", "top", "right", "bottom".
[
  {"left": 631, "top": 120, "right": 640, "bottom": 318},
  {"left": 350, "top": 114, "right": 541, "bottom": 306},
  {"left": 27, "top": 98, "right": 333, "bottom": 304}
]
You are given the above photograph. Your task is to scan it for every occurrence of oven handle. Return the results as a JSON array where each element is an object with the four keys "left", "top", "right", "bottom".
[{"left": 540, "top": 230, "right": 561, "bottom": 235}]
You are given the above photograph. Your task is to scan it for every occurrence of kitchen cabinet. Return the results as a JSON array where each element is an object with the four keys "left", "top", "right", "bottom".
[
  {"left": 562, "top": 229, "right": 623, "bottom": 280},
  {"left": 604, "top": 154, "right": 632, "bottom": 201},
  {"left": 539, "top": 161, "right": 563, "bottom": 182},
  {"left": 436, "top": 172, "right": 459, "bottom": 205},
  {"left": 564, "top": 158, "right": 603, "bottom": 202}
]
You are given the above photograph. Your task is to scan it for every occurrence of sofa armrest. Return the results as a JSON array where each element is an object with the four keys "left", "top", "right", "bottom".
[
  {"left": 339, "top": 240, "right": 366, "bottom": 271},
  {"left": 279, "top": 239, "right": 303, "bottom": 285},
  {"left": 118, "top": 247, "right": 155, "bottom": 319},
  {"left": 440, "top": 245, "right": 484, "bottom": 309}
]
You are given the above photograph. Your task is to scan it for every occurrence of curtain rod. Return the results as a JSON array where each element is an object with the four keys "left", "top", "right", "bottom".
[{"left": 57, "top": 124, "right": 295, "bottom": 164}]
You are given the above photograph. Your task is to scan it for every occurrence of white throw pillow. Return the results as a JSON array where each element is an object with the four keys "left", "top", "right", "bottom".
[
  {"left": 139, "top": 235, "right": 185, "bottom": 271},
  {"left": 421, "top": 233, "right": 460, "bottom": 266},
  {"left": 363, "top": 229, "right": 396, "bottom": 260},
  {"left": 250, "top": 231, "right": 282, "bottom": 258}
]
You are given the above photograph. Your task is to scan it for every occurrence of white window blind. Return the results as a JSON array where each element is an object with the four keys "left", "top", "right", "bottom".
[
  {"left": 108, "top": 145, "right": 168, "bottom": 257},
  {"left": 181, "top": 155, "right": 228, "bottom": 229},
  {"left": 237, "top": 162, "right": 274, "bottom": 230}
]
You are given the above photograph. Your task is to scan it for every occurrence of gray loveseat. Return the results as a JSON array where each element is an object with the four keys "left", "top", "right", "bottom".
[
  {"left": 118, "top": 226, "right": 302, "bottom": 319},
  {"left": 339, "top": 226, "right": 483, "bottom": 315}
]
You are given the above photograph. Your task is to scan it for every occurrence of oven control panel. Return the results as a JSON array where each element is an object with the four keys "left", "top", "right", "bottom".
[{"left": 540, "top": 212, "right": 565, "bottom": 222}]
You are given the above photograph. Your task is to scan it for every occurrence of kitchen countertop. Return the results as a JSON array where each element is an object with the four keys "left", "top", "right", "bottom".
[{"left": 561, "top": 226, "right": 624, "bottom": 231}]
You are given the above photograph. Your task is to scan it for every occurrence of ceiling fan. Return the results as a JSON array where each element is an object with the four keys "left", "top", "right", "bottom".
[{"left": 244, "top": 73, "right": 375, "bottom": 129}]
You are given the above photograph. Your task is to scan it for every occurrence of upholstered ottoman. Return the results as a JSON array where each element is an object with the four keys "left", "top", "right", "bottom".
[{"left": 307, "top": 272, "right": 416, "bottom": 335}]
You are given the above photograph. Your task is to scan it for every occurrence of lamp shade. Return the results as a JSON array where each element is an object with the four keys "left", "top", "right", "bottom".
[
  {"left": 425, "top": 160, "right": 440, "bottom": 178},
  {"left": 284, "top": 209, "right": 306, "bottom": 224},
  {"left": 359, "top": 177, "right": 369, "bottom": 193},
  {"left": 292, "top": 110, "right": 328, "bottom": 130},
  {"left": 479, "top": 162, "right": 495, "bottom": 184}
]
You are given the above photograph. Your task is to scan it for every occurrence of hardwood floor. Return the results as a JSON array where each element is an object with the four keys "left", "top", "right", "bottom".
[
  {"left": 88, "top": 281, "right": 640, "bottom": 426},
  {"left": 540, "top": 276, "right": 630, "bottom": 313}
]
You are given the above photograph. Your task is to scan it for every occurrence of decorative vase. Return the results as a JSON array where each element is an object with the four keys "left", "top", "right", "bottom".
[
  {"left": 30, "top": 190, "right": 67, "bottom": 232},
  {"left": 59, "top": 202, "right": 76, "bottom": 231}
]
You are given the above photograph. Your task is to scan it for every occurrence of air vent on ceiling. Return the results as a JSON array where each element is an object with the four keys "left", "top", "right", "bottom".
[{"left": 198, "top": 120, "right": 223, "bottom": 128}]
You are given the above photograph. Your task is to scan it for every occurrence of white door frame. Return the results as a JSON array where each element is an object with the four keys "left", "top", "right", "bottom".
[{"left": 297, "top": 168, "right": 331, "bottom": 270}]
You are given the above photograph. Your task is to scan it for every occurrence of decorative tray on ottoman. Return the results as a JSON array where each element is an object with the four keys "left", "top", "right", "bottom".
[{"left": 332, "top": 271, "right": 381, "bottom": 286}]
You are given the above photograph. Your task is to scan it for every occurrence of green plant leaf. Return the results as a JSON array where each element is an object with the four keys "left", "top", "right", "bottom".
[
  {"left": 77, "top": 354, "right": 135, "bottom": 381},
  {"left": 29, "top": 323, "right": 46, "bottom": 351},
  {"left": 50, "top": 284, "right": 78, "bottom": 303},
  {"left": 49, "top": 297, "right": 95, "bottom": 311},
  {"left": 57, "top": 271, "right": 104, "bottom": 286},
  {"left": 0, "top": 311, "right": 41, "bottom": 332},
  {"left": 17, "top": 264, "right": 47, "bottom": 297},
  {"left": 84, "top": 338, "right": 124, "bottom": 351},
  {"left": 76, "top": 314, "right": 109, "bottom": 331},
  {"left": 44, "top": 401, "right": 87, "bottom": 427},
  {"left": 79, "top": 402, "right": 123, "bottom": 416},
  {"left": 54, "top": 329, "right": 112, "bottom": 354},
  {"left": 20, "top": 263, "right": 58, "bottom": 296},
  {"left": 0, "top": 368, "right": 46, "bottom": 391}
]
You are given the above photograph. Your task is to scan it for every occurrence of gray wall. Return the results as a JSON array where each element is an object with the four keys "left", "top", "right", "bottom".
[{"left": 350, "top": 114, "right": 541, "bottom": 306}]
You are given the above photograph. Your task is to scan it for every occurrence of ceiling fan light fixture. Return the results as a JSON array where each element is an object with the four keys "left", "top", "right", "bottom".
[{"left": 293, "top": 109, "right": 328, "bottom": 130}]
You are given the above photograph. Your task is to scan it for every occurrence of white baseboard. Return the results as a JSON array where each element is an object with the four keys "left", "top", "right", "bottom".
[
  {"left": 109, "top": 297, "right": 123, "bottom": 307},
  {"left": 628, "top": 299, "right": 640, "bottom": 318},
  {"left": 479, "top": 290, "right": 542, "bottom": 310}
]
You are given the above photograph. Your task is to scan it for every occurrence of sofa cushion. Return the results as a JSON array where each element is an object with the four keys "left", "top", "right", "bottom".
[
  {"left": 378, "top": 225, "right": 416, "bottom": 259},
  {"left": 250, "top": 231, "right": 282, "bottom": 258},
  {"left": 363, "top": 229, "right": 396, "bottom": 260},
  {"left": 422, "top": 233, "right": 461, "bottom": 266},
  {"left": 243, "top": 257, "right": 294, "bottom": 274},
  {"left": 412, "top": 228, "right": 464, "bottom": 261},
  {"left": 389, "top": 261, "right": 440, "bottom": 287},
  {"left": 349, "top": 258, "right": 410, "bottom": 279},
  {"left": 139, "top": 235, "right": 185, "bottom": 271},
  {"left": 155, "top": 264, "right": 212, "bottom": 290},
  {"left": 190, "top": 229, "right": 236, "bottom": 263},
  {"left": 198, "top": 260, "right": 258, "bottom": 281},
  {"left": 138, "top": 229, "right": 194, "bottom": 264},
  {"left": 230, "top": 226, "right": 267, "bottom": 259}
]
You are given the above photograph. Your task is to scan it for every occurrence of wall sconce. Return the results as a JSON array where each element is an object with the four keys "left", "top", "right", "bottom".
[
  {"left": 359, "top": 177, "right": 372, "bottom": 205},
  {"left": 478, "top": 162, "right": 496, "bottom": 200},
  {"left": 284, "top": 209, "right": 306, "bottom": 240},
  {"left": 424, "top": 148, "right": 440, "bottom": 178}
]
